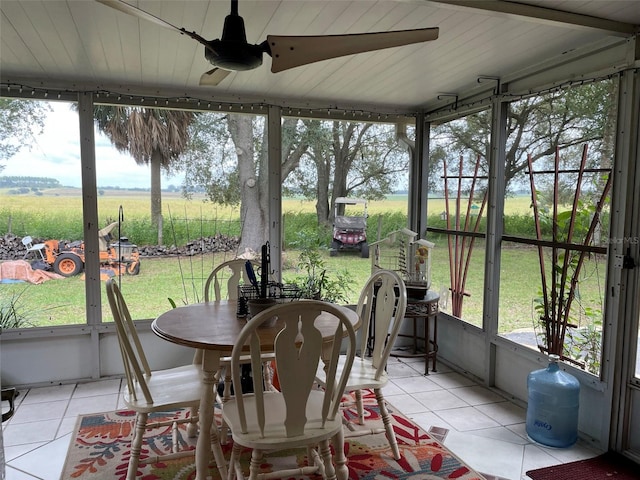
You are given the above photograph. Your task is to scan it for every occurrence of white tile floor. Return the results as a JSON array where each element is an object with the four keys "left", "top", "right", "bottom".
[{"left": 1, "top": 356, "right": 603, "bottom": 480}]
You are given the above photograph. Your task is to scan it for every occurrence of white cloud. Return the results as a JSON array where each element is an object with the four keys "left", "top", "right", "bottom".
[{"left": 3, "top": 101, "right": 183, "bottom": 189}]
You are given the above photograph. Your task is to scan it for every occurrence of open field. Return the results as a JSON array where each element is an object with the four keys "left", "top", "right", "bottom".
[{"left": 0, "top": 189, "right": 534, "bottom": 220}]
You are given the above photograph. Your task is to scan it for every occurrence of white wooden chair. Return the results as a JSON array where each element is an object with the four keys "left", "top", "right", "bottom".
[
  {"left": 105, "top": 278, "right": 211, "bottom": 480},
  {"left": 315, "top": 269, "right": 407, "bottom": 460},
  {"left": 223, "top": 300, "right": 356, "bottom": 480}
]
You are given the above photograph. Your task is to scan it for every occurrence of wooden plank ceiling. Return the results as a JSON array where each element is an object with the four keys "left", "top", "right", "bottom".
[{"left": 1, "top": 0, "right": 638, "bottom": 114}]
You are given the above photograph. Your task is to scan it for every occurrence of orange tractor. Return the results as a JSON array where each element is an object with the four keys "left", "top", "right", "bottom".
[{"left": 40, "top": 222, "right": 141, "bottom": 277}]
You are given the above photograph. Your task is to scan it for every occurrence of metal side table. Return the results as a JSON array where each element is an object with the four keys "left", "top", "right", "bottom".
[{"left": 391, "top": 290, "right": 440, "bottom": 374}]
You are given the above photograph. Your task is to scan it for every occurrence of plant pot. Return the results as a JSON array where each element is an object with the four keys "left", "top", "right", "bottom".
[{"left": 247, "top": 298, "right": 277, "bottom": 318}]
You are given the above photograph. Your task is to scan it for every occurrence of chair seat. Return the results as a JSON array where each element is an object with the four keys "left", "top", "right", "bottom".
[
  {"left": 123, "top": 364, "right": 203, "bottom": 413},
  {"left": 317, "top": 356, "right": 388, "bottom": 391},
  {"left": 223, "top": 390, "right": 343, "bottom": 450}
]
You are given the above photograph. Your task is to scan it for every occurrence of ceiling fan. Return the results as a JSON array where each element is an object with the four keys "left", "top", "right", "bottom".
[{"left": 96, "top": 0, "right": 439, "bottom": 86}]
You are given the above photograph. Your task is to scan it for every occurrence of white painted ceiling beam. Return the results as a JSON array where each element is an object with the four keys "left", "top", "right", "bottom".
[{"left": 426, "top": 0, "right": 638, "bottom": 36}]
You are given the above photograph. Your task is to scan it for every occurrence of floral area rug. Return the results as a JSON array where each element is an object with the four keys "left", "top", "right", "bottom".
[{"left": 61, "top": 390, "right": 485, "bottom": 479}]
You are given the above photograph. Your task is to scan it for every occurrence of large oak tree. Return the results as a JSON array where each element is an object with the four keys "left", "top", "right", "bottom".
[
  {"left": 183, "top": 114, "right": 409, "bottom": 250},
  {"left": 181, "top": 113, "right": 308, "bottom": 251},
  {"left": 289, "top": 120, "right": 409, "bottom": 225},
  {"left": 429, "top": 80, "right": 616, "bottom": 197}
]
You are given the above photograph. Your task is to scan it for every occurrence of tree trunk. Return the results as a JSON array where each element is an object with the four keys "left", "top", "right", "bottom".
[
  {"left": 331, "top": 122, "right": 371, "bottom": 207},
  {"left": 150, "top": 149, "right": 163, "bottom": 244},
  {"left": 330, "top": 123, "right": 352, "bottom": 222},
  {"left": 228, "top": 114, "right": 267, "bottom": 253},
  {"left": 316, "top": 150, "right": 331, "bottom": 225}
]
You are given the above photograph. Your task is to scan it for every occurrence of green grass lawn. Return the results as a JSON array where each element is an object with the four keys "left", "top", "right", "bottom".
[
  {"left": 2, "top": 242, "right": 606, "bottom": 338},
  {"left": 1, "top": 251, "right": 373, "bottom": 327}
]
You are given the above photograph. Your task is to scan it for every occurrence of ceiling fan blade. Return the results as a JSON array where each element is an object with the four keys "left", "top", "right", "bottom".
[
  {"left": 96, "top": 0, "right": 182, "bottom": 32},
  {"left": 96, "top": 0, "right": 211, "bottom": 46},
  {"left": 199, "top": 68, "right": 232, "bottom": 86},
  {"left": 268, "top": 27, "right": 439, "bottom": 73}
]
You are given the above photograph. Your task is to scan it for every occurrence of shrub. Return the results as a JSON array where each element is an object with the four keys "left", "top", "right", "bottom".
[
  {"left": 292, "top": 245, "right": 353, "bottom": 303},
  {"left": 0, "top": 288, "right": 36, "bottom": 329},
  {"left": 504, "top": 213, "right": 537, "bottom": 236}
]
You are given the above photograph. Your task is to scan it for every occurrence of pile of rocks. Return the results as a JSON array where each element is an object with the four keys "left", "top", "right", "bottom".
[
  {"left": 0, "top": 234, "right": 35, "bottom": 261},
  {"left": 138, "top": 234, "right": 240, "bottom": 257}
]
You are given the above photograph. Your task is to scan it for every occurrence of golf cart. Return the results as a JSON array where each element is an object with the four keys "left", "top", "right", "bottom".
[{"left": 330, "top": 197, "right": 369, "bottom": 258}]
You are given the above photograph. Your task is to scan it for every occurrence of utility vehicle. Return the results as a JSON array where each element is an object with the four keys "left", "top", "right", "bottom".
[{"left": 329, "top": 197, "right": 369, "bottom": 258}]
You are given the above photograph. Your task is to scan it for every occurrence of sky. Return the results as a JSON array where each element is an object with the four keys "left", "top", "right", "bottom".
[{"left": 2, "top": 101, "right": 183, "bottom": 189}]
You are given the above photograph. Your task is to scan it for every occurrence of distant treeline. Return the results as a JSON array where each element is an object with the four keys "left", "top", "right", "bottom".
[
  {"left": 0, "top": 177, "right": 185, "bottom": 192},
  {"left": 99, "top": 184, "right": 182, "bottom": 192},
  {"left": 0, "top": 176, "right": 61, "bottom": 188}
]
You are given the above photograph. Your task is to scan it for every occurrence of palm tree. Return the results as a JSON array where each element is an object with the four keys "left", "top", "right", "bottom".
[{"left": 93, "top": 106, "right": 194, "bottom": 243}]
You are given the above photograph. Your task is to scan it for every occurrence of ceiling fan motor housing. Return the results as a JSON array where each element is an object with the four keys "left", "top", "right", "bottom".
[{"left": 204, "top": 13, "right": 263, "bottom": 71}]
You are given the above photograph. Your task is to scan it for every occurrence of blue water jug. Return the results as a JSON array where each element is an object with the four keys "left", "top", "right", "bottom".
[{"left": 526, "top": 354, "right": 580, "bottom": 448}]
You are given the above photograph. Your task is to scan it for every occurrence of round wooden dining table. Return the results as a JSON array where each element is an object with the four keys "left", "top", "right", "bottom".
[{"left": 152, "top": 299, "right": 359, "bottom": 480}]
